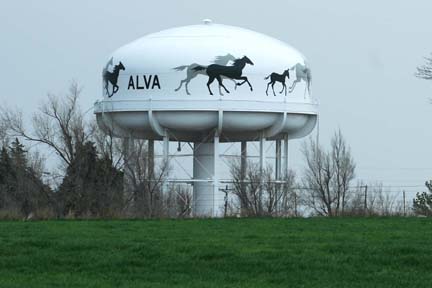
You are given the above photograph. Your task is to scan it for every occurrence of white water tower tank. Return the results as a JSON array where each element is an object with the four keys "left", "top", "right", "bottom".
[{"left": 95, "top": 20, "right": 318, "bottom": 217}]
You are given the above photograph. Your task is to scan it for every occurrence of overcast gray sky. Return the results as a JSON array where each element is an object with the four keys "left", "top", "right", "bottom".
[{"left": 1, "top": 0, "right": 432, "bottom": 197}]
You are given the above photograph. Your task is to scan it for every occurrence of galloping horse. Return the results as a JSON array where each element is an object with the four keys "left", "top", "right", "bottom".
[
  {"left": 173, "top": 54, "right": 236, "bottom": 95},
  {"left": 289, "top": 63, "right": 312, "bottom": 98},
  {"left": 103, "top": 59, "right": 125, "bottom": 97},
  {"left": 193, "top": 56, "right": 254, "bottom": 95},
  {"left": 264, "top": 69, "right": 290, "bottom": 96}
]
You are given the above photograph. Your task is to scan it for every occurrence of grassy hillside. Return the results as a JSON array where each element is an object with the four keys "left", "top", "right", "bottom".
[{"left": 0, "top": 218, "right": 431, "bottom": 287}]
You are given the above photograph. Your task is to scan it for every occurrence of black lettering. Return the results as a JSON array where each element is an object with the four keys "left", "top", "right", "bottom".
[
  {"left": 144, "top": 75, "right": 152, "bottom": 89},
  {"left": 127, "top": 76, "right": 135, "bottom": 90},
  {"left": 128, "top": 75, "right": 161, "bottom": 90},
  {"left": 152, "top": 75, "right": 161, "bottom": 89},
  {"left": 136, "top": 75, "right": 144, "bottom": 89}
]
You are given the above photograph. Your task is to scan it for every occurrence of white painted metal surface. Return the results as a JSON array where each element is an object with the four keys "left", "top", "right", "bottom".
[
  {"left": 96, "top": 22, "right": 317, "bottom": 141},
  {"left": 193, "top": 140, "right": 224, "bottom": 217},
  {"left": 95, "top": 21, "right": 318, "bottom": 217}
]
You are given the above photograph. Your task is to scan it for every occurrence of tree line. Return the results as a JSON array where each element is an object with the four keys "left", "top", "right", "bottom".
[
  {"left": 0, "top": 82, "right": 430, "bottom": 219},
  {"left": 0, "top": 82, "right": 190, "bottom": 219},
  {"left": 227, "top": 131, "right": 413, "bottom": 217}
]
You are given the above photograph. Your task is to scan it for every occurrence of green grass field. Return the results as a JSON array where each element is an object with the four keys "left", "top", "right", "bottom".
[{"left": 0, "top": 218, "right": 431, "bottom": 287}]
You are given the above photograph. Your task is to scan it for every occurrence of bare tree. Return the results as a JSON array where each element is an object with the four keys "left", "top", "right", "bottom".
[
  {"left": 367, "top": 184, "right": 403, "bottom": 216},
  {"left": 344, "top": 181, "right": 406, "bottom": 216},
  {"left": 123, "top": 139, "right": 171, "bottom": 218},
  {"left": 0, "top": 118, "right": 7, "bottom": 148},
  {"left": 344, "top": 180, "right": 368, "bottom": 216},
  {"left": 165, "top": 184, "right": 192, "bottom": 218},
  {"left": 302, "top": 129, "right": 356, "bottom": 216},
  {"left": 1, "top": 81, "right": 92, "bottom": 170},
  {"left": 229, "top": 159, "right": 297, "bottom": 217},
  {"left": 263, "top": 167, "right": 297, "bottom": 216},
  {"left": 331, "top": 130, "right": 356, "bottom": 214},
  {"left": 416, "top": 53, "right": 432, "bottom": 80},
  {"left": 230, "top": 160, "right": 263, "bottom": 216},
  {"left": 279, "top": 171, "right": 298, "bottom": 216},
  {"left": 91, "top": 119, "right": 123, "bottom": 169},
  {"left": 302, "top": 139, "right": 334, "bottom": 216}
]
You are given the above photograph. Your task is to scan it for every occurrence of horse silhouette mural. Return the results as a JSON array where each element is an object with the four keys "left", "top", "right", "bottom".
[
  {"left": 173, "top": 54, "right": 236, "bottom": 95},
  {"left": 193, "top": 56, "right": 254, "bottom": 96},
  {"left": 103, "top": 58, "right": 125, "bottom": 97},
  {"left": 264, "top": 69, "right": 290, "bottom": 96},
  {"left": 289, "top": 63, "right": 312, "bottom": 97}
]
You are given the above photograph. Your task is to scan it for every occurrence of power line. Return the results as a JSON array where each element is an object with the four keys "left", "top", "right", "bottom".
[{"left": 357, "top": 167, "right": 432, "bottom": 171}]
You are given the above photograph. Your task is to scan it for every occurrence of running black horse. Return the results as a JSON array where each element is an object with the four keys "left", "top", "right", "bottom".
[
  {"left": 103, "top": 61, "right": 125, "bottom": 97},
  {"left": 193, "top": 56, "right": 254, "bottom": 95},
  {"left": 264, "top": 69, "right": 290, "bottom": 96}
]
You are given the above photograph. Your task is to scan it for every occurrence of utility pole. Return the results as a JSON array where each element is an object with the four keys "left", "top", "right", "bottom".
[
  {"left": 403, "top": 190, "right": 406, "bottom": 216},
  {"left": 220, "top": 185, "right": 232, "bottom": 218},
  {"left": 363, "top": 185, "right": 368, "bottom": 216}
]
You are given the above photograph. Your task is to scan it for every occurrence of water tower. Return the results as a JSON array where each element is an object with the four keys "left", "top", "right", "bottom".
[{"left": 94, "top": 20, "right": 318, "bottom": 217}]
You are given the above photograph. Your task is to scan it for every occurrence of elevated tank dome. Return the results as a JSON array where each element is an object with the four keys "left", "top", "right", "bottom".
[
  {"left": 96, "top": 21, "right": 317, "bottom": 142},
  {"left": 95, "top": 21, "right": 318, "bottom": 217},
  {"left": 109, "top": 22, "right": 307, "bottom": 79}
]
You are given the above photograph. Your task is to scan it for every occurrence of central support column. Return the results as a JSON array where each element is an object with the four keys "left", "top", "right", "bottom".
[{"left": 193, "top": 135, "right": 223, "bottom": 217}]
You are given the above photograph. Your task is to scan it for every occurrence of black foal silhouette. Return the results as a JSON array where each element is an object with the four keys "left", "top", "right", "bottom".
[
  {"left": 264, "top": 69, "right": 290, "bottom": 96},
  {"left": 103, "top": 59, "right": 125, "bottom": 97},
  {"left": 193, "top": 56, "right": 254, "bottom": 95}
]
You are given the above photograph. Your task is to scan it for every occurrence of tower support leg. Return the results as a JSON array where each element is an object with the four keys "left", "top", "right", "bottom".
[
  {"left": 213, "top": 133, "right": 220, "bottom": 216},
  {"left": 275, "top": 139, "right": 282, "bottom": 214},
  {"left": 148, "top": 139, "right": 154, "bottom": 179},
  {"left": 282, "top": 134, "right": 289, "bottom": 214},
  {"left": 192, "top": 133, "right": 223, "bottom": 217},
  {"left": 162, "top": 131, "right": 169, "bottom": 194},
  {"left": 259, "top": 134, "right": 266, "bottom": 215},
  {"left": 259, "top": 135, "right": 266, "bottom": 174}
]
